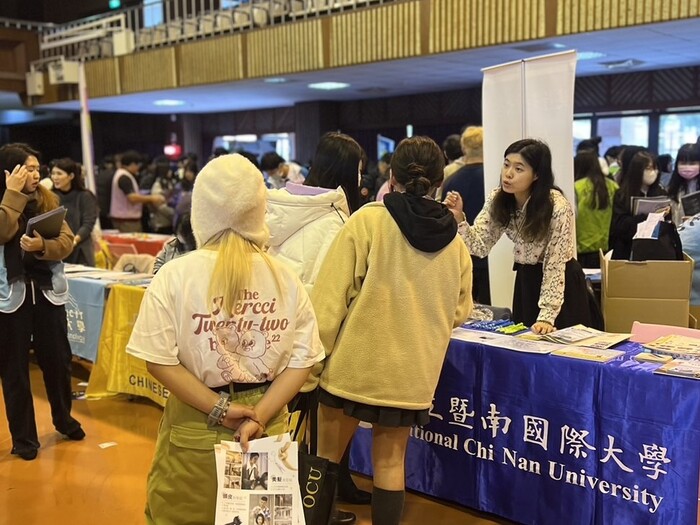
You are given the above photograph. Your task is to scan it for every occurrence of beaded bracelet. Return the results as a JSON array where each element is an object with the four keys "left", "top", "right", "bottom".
[
  {"left": 249, "top": 417, "right": 266, "bottom": 433},
  {"left": 216, "top": 399, "right": 232, "bottom": 426}
]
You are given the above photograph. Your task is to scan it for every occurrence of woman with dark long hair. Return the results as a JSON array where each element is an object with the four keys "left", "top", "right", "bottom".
[
  {"left": 0, "top": 143, "right": 84, "bottom": 461},
  {"left": 50, "top": 157, "right": 98, "bottom": 265},
  {"left": 574, "top": 151, "right": 619, "bottom": 268},
  {"left": 666, "top": 143, "right": 700, "bottom": 224},
  {"left": 446, "top": 138, "right": 592, "bottom": 334},
  {"left": 266, "top": 132, "right": 368, "bottom": 514},
  {"left": 609, "top": 150, "right": 667, "bottom": 259},
  {"left": 266, "top": 132, "right": 363, "bottom": 290}
]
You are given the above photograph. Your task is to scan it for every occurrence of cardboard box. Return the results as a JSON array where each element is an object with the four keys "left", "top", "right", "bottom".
[{"left": 600, "top": 250, "right": 693, "bottom": 333}]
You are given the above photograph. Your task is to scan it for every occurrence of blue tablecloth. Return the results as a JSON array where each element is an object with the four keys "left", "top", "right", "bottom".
[
  {"left": 350, "top": 338, "right": 700, "bottom": 525},
  {"left": 65, "top": 278, "right": 110, "bottom": 361}
]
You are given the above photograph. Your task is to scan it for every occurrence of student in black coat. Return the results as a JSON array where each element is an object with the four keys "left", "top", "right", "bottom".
[
  {"left": 51, "top": 158, "right": 98, "bottom": 266},
  {"left": 610, "top": 150, "right": 667, "bottom": 260}
]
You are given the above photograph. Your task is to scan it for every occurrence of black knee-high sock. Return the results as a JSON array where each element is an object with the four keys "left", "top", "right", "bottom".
[{"left": 371, "top": 487, "right": 404, "bottom": 525}]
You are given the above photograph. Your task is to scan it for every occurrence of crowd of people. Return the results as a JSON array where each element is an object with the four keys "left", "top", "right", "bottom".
[{"left": 2, "top": 128, "right": 700, "bottom": 524}]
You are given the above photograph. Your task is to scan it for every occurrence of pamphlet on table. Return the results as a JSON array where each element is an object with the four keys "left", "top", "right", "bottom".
[
  {"left": 643, "top": 334, "right": 700, "bottom": 358},
  {"left": 551, "top": 346, "right": 626, "bottom": 363},
  {"left": 517, "top": 325, "right": 630, "bottom": 349},
  {"left": 654, "top": 358, "right": 700, "bottom": 379}
]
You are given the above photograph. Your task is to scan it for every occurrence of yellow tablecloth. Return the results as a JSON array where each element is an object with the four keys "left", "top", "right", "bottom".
[{"left": 85, "top": 284, "right": 170, "bottom": 407}]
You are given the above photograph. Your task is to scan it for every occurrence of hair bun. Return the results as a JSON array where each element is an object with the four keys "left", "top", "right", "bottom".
[
  {"left": 406, "top": 162, "right": 426, "bottom": 177},
  {"left": 404, "top": 175, "right": 432, "bottom": 197}
]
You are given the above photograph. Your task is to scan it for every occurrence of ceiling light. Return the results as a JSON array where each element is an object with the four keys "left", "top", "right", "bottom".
[
  {"left": 222, "top": 134, "right": 257, "bottom": 142},
  {"left": 264, "top": 77, "right": 287, "bottom": 84},
  {"left": 577, "top": 51, "right": 606, "bottom": 61},
  {"left": 512, "top": 42, "right": 568, "bottom": 53},
  {"left": 153, "top": 99, "right": 185, "bottom": 107},
  {"left": 308, "top": 82, "right": 350, "bottom": 91}
]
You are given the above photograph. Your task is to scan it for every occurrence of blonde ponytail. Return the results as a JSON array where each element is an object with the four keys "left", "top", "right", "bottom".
[{"left": 207, "top": 230, "right": 282, "bottom": 317}]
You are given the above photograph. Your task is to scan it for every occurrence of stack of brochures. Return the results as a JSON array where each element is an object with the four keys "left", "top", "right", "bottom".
[
  {"left": 630, "top": 196, "right": 672, "bottom": 216},
  {"left": 643, "top": 334, "right": 700, "bottom": 359},
  {"left": 519, "top": 324, "right": 630, "bottom": 350},
  {"left": 654, "top": 358, "right": 700, "bottom": 380},
  {"left": 551, "top": 346, "right": 626, "bottom": 363}
]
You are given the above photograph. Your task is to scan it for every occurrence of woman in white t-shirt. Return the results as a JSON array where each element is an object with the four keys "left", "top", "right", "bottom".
[{"left": 126, "top": 154, "right": 324, "bottom": 525}]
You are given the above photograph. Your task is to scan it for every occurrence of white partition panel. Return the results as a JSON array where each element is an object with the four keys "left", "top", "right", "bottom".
[{"left": 481, "top": 51, "right": 577, "bottom": 312}]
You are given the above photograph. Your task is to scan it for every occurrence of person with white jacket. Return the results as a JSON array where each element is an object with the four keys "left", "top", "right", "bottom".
[
  {"left": 267, "top": 132, "right": 362, "bottom": 291},
  {"left": 266, "top": 132, "right": 367, "bottom": 523}
]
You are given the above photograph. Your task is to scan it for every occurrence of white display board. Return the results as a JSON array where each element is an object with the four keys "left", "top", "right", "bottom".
[{"left": 481, "top": 50, "right": 577, "bottom": 311}]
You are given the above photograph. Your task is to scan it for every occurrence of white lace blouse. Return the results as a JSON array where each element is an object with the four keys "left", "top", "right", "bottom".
[{"left": 457, "top": 188, "right": 576, "bottom": 324}]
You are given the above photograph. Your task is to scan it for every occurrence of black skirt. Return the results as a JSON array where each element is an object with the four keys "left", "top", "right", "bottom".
[
  {"left": 319, "top": 389, "right": 430, "bottom": 428},
  {"left": 513, "top": 258, "right": 594, "bottom": 329}
]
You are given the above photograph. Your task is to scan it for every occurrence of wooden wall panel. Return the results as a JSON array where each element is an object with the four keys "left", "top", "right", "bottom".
[
  {"left": 177, "top": 35, "right": 244, "bottom": 86},
  {"left": 430, "top": 0, "right": 545, "bottom": 54},
  {"left": 247, "top": 20, "right": 323, "bottom": 78},
  {"left": 119, "top": 48, "right": 177, "bottom": 93},
  {"left": 330, "top": 1, "right": 420, "bottom": 67},
  {"left": 85, "top": 58, "right": 120, "bottom": 98},
  {"left": 0, "top": 27, "right": 40, "bottom": 93},
  {"left": 558, "top": 0, "right": 700, "bottom": 34}
]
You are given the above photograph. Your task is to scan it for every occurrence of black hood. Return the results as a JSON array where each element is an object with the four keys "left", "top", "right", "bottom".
[{"left": 383, "top": 192, "right": 457, "bottom": 252}]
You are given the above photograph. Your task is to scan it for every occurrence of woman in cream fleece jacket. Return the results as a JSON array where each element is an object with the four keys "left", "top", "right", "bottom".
[{"left": 311, "top": 136, "right": 473, "bottom": 525}]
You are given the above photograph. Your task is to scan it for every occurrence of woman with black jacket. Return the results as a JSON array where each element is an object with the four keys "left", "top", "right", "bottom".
[{"left": 609, "top": 149, "right": 667, "bottom": 260}]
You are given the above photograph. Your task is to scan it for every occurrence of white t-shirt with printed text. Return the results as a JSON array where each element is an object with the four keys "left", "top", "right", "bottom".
[{"left": 126, "top": 250, "right": 324, "bottom": 387}]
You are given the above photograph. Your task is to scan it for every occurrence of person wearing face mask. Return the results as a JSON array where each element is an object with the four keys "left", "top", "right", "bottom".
[
  {"left": 609, "top": 150, "right": 667, "bottom": 260},
  {"left": 666, "top": 144, "right": 700, "bottom": 224},
  {"left": 0, "top": 143, "right": 85, "bottom": 461}
]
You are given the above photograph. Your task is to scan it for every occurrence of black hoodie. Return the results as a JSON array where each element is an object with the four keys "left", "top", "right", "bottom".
[{"left": 383, "top": 192, "right": 457, "bottom": 253}]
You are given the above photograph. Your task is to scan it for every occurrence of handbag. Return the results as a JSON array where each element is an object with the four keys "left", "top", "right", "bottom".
[
  {"left": 298, "top": 448, "right": 339, "bottom": 525},
  {"left": 296, "top": 389, "right": 338, "bottom": 525},
  {"left": 631, "top": 221, "right": 683, "bottom": 262}
]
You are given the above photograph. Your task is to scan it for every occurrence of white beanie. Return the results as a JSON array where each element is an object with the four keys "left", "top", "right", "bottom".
[{"left": 191, "top": 153, "right": 269, "bottom": 247}]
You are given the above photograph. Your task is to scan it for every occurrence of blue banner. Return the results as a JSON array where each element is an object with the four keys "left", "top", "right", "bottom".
[
  {"left": 66, "top": 278, "right": 109, "bottom": 361},
  {"left": 350, "top": 339, "right": 700, "bottom": 525}
]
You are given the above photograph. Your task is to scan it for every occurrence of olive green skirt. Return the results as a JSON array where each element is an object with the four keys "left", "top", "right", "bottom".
[{"left": 145, "top": 386, "right": 288, "bottom": 525}]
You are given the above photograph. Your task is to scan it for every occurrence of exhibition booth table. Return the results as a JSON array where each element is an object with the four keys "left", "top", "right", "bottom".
[
  {"left": 85, "top": 284, "right": 169, "bottom": 407},
  {"left": 79, "top": 278, "right": 699, "bottom": 524},
  {"left": 101, "top": 231, "right": 171, "bottom": 256},
  {"left": 350, "top": 331, "right": 700, "bottom": 525},
  {"left": 65, "top": 266, "right": 152, "bottom": 361}
]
